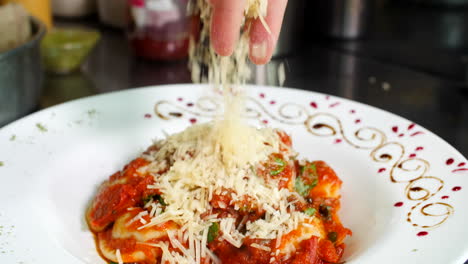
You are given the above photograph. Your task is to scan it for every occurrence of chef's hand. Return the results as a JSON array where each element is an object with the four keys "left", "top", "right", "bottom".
[{"left": 209, "top": 0, "right": 288, "bottom": 65}]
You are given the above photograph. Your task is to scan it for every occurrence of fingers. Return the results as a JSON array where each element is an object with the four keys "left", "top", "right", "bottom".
[
  {"left": 249, "top": 0, "right": 288, "bottom": 65},
  {"left": 210, "top": 0, "right": 247, "bottom": 56}
]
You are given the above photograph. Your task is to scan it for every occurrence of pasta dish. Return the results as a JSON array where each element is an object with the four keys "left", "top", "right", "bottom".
[{"left": 86, "top": 122, "right": 351, "bottom": 264}]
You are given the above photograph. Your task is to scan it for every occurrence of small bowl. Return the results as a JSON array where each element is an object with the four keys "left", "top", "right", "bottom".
[
  {"left": 41, "top": 28, "right": 100, "bottom": 74},
  {"left": 0, "top": 17, "right": 46, "bottom": 127}
]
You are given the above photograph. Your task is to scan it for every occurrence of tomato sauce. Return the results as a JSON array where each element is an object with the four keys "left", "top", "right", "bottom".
[
  {"left": 209, "top": 239, "right": 272, "bottom": 264},
  {"left": 87, "top": 158, "right": 158, "bottom": 232}
]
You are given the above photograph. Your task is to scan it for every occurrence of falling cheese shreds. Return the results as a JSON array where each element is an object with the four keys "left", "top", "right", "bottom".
[{"left": 188, "top": 0, "right": 269, "bottom": 86}]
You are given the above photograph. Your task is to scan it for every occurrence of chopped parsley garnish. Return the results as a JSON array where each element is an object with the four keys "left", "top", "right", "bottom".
[
  {"left": 142, "top": 194, "right": 167, "bottom": 206},
  {"left": 328, "top": 231, "right": 338, "bottom": 243},
  {"left": 9, "top": 135, "right": 16, "bottom": 141},
  {"left": 0, "top": 161, "right": 4, "bottom": 167},
  {"left": 36, "top": 123, "right": 47, "bottom": 132},
  {"left": 87, "top": 109, "right": 97, "bottom": 117},
  {"left": 295, "top": 177, "right": 312, "bottom": 196},
  {"left": 295, "top": 163, "right": 319, "bottom": 196},
  {"left": 304, "top": 208, "right": 316, "bottom": 216},
  {"left": 270, "top": 157, "right": 286, "bottom": 176},
  {"left": 295, "top": 177, "right": 317, "bottom": 197},
  {"left": 156, "top": 194, "right": 167, "bottom": 206},
  {"left": 301, "top": 163, "right": 317, "bottom": 175},
  {"left": 207, "top": 222, "right": 219, "bottom": 243},
  {"left": 142, "top": 195, "right": 153, "bottom": 205}
]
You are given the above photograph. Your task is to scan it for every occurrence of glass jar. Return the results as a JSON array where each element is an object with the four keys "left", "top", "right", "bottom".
[{"left": 128, "top": 0, "right": 197, "bottom": 61}]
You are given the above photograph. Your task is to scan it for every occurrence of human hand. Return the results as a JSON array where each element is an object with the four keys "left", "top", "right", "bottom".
[{"left": 209, "top": 0, "right": 288, "bottom": 65}]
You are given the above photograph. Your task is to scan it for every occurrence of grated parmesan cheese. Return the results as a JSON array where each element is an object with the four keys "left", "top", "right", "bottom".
[{"left": 116, "top": 249, "right": 123, "bottom": 264}]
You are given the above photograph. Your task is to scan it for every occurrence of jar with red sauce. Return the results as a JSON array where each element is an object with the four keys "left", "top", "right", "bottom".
[{"left": 128, "top": 0, "right": 198, "bottom": 60}]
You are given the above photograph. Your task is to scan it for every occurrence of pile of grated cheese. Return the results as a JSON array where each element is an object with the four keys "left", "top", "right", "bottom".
[{"left": 134, "top": 122, "right": 311, "bottom": 264}]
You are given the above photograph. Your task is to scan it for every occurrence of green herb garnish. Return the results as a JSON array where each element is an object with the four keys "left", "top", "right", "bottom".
[
  {"left": 295, "top": 177, "right": 317, "bottom": 197},
  {"left": 156, "top": 194, "right": 167, "bottom": 206},
  {"left": 88, "top": 109, "right": 97, "bottom": 117},
  {"left": 9, "top": 135, "right": 16, "bottom": 141},
  {"left": 0, "top": 161, "right": 4, "bottom": 167},
  {"left": 270, "top": 157, "right": 286, "bottom": 176},
  {"left": 328, "top": 231, "right": 338, "bottom": 243},
  {"left": 304, "top": 208, "right": 316, "bottom": 216},
  {"left": 142, "top": 195, "right": 153, "bottom": 205},
  {"left": 207, "top": 222, "right": 220, "bottom": 243},
  {"left": 295, "top": 163, "right": 319, "bottom": 196},
  {"left": 36, "top": 123, "right": 47, "bottom": 132},
  {"left": 142, "top": 194, "right": 167, "bottom": 206},
  {"left": 306, "top": 163, "right": 317, "bottom": 174},
  {"left": 295, "top": 177, "right": 311, "bottom": 196}
]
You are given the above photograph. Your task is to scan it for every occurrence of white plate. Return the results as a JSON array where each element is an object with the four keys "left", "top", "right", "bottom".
[{"left": 0, "top": 84, "right": 467, "bottom": 264}]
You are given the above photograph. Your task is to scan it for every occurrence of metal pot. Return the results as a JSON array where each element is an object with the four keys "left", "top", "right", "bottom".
[{"left": 0, "top": 17, "right": 46, "bottom": 127}]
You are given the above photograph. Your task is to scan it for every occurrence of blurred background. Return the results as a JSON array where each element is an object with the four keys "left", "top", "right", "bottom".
[{"left": 0, "top": 0, "right": 467, "bottom": 160}]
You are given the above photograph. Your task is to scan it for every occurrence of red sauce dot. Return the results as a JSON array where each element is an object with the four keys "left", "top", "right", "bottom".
[
  {"left": 187, "top": 103, "right": 194, "bottom": 107},
  {"left": 189, "top": 118, "right": 197, "bottom": 124},
  {"left": 417, "top": 231, "right": 428, "bottom": 237},
  {"left": 177, "top": 97, "right": 183, "bottom": 102},
  {"left": 334, "top": 139, "right": 342, "bottom": 144},
  {"left": 410, "top": 131, "right": 424, "bottom": 137},
  {"left": 350, "top": 109, "right": 356, "bottom": 114},
  {"left": 325, "top": 95, "right": 330, "bottom": 100},
  {"left": 355, "top": 119, "right": 361, "bottom": 124},
  {"left": 446, "top": 158, "right": 454, "bottom": 165},
  {"left": 408, "top": 123, "right": 416, "bottom": 130},
  {"left": 392, "top": 126, "right": 398, "bottom": 133},
  {"left": 259, "top": 93, "right": 265, "bottom": 98},
  {"left": 378, "top": 168, "right": 386, "bottom": 173},
  {"left": 310, "top": 102, "right": 318, "bottom": 109},
  {"left": 452, "top": 186, "right": 462, "bottom": 191},
  {"left": 144, "top": 114, "right": 152, "bottom": 119},
  {"left": 394, "top": 202, "right": 404, "bottom": 207},
  {"left": 398, "top": 133, "right": 405, "bottom": 137},
  {"left": 409, "top": 153, "right": 416, "bottom": 158},
  {"left": 458, "top": 162, "right": 466, "bottom": 167},
  {"left": 441, "top": 195, "right": 449, "bottom": 199},
  {"left": 415, "top": 146, "right": 424, "bottom": 151},
  {"left": 262, "top": 120, "right": 269, "bottom": 124},
  {"left": 270, "top": 100, "right": 276, "bottom": 105}
]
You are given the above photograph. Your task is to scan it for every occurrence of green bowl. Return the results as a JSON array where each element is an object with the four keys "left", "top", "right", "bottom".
[{"left": 41, "top": 28, "right": 100, "bottom": 74}]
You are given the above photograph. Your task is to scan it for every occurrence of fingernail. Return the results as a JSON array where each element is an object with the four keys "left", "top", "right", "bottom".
[{"left": 251, "top": 41, "right": 268, "bottom": 61}]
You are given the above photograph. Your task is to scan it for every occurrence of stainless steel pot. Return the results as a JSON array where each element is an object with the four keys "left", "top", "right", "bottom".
[{"left": 0, "top": 17, "right": 46, "bottom": 127}]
